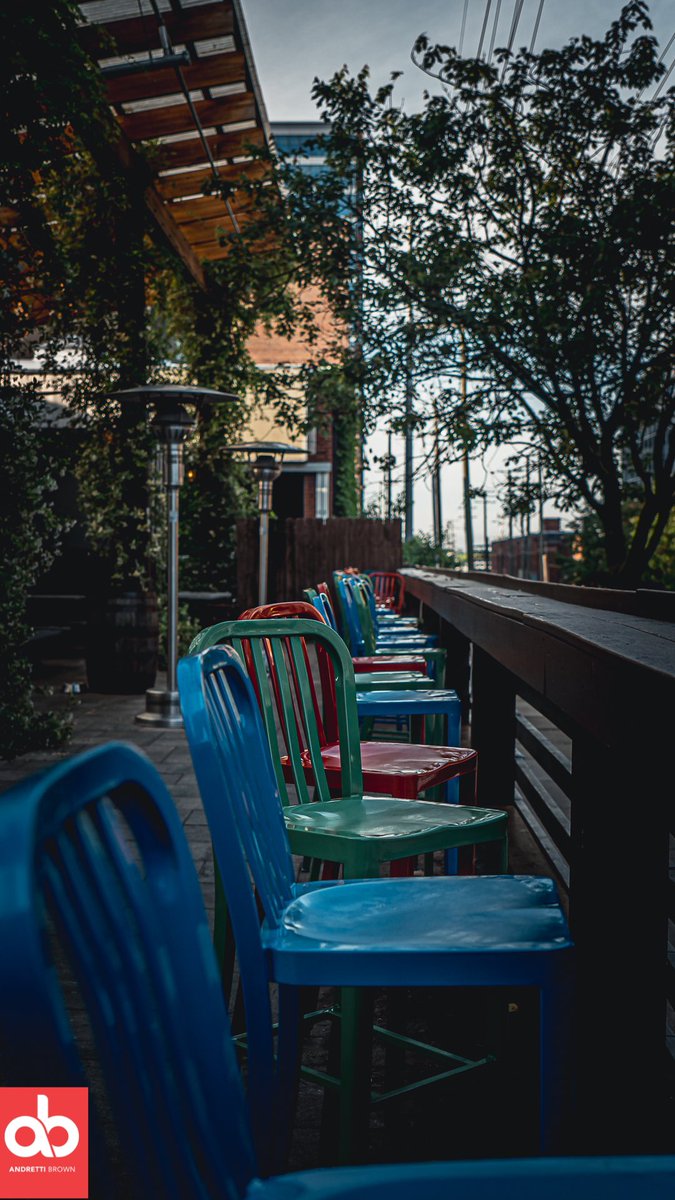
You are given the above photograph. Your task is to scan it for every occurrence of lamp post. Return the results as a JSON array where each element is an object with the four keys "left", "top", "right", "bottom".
[
  {"left": 109, "top": 384, "right": 239, "bottom": 728},
  {"left": 229, "top": 441, "right": 304, "bottom": 605}
]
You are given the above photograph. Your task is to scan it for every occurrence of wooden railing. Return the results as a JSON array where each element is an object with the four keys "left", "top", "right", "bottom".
[{"left": 402, "top": 567, "right": 675, "bottom": 1154}]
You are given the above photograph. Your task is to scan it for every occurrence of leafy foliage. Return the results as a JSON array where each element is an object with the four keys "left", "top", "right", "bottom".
[
  {"left": 1, "top": 1, "right": 319, "bottom": 754},
  {"left": 402, "top": 531, "right": 458, "bottom": 568},
  {"left": 271, "top": 1, "right": 675, "bottom": 586},
  {"left": 0, "top": 0, "right": 115, "bottom": 755},
  {"left": 0, "top": 390, "right": 72, "bottom": 758}
]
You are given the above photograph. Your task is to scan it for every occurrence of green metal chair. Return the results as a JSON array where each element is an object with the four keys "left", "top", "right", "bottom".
[{"left": 188, "top": 617, "right": 507, "bottom": 882}]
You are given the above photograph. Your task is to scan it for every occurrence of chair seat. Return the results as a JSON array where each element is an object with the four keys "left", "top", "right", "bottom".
[
  {"left": 283, "top": 794, "right": 505, "bottom": 865},
  {"left": 263, "top": 875, "right": 573, "bottom": 986},
  {"left": 376, "top": 636, "right": 437, "bottom": 651},
  {"left": 354, "top": 672, "right": 432, "bottom": 691},
  {"left": 270, "top": 1156, "right": 675, "bottom": 1200},
  {"left": 285, "top": 741, "right": 477, "bottom": 799},
  {"left": 355, "top": 689, "right": 459, "bottom": 716},
  {"left": 376, "top": 616, "right": 419, "bottom": 628},
  {"left": 352, "top": 656, "right": 427, "bottom": 672}
]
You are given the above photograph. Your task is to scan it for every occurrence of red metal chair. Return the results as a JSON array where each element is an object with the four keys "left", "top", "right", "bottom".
[
  {"left": 368, "top": 570, "right": 406, "bottom": 614},
  {"left": 238, "top": 602, "right": 478, "bottom": 807}
]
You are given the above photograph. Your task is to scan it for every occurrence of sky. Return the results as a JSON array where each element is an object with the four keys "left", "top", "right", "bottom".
[{"left": 243, "top": 0, "right": 674, "bottom": 546}]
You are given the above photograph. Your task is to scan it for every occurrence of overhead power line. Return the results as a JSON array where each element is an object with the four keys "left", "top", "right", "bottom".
[
  {"left": 459, "top": 0, "right": 469, "bottom": 56},
  {"left": 487, "top": 0, "right": 503, "bottom": 64},
  {"left": 506, "top": 0, "right": 525, "bottom": 54},
  {"left": 477, "top": 0, "right": 493, "bottom": 59},
  {"left": 529, "top": 0, "right": 546, "bottom": 54},
  {"left": 651, "top": 49, "right": 675, "bottom": 103},
  {"left": 638, "top": 28, "right": 675, "bottom": 102}
]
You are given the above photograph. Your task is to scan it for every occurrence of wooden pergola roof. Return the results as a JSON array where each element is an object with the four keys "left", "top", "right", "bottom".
[{"left": 77, "top": 0, "right": 276, "bottom": 286}]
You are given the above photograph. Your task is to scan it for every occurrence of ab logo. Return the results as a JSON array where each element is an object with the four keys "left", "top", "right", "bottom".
[
  {"left": 0, "top": 1088, "right": 88, "bottom": 1199},
  {"left": 5, "top": 1094, "right": 79, "bottom": 1158}
]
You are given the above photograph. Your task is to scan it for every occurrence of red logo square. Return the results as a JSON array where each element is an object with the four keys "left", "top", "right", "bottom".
[{"left": 0, "top": 1088, "right": 88, "bottom": 1199}]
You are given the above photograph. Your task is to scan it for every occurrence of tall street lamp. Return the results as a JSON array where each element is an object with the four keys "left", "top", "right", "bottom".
[
  {"left": 229, "top": 441, "right": 304, "bottom": 605},
  {"left": 110, "top": 384, "right": 239, "bottom": 727}
]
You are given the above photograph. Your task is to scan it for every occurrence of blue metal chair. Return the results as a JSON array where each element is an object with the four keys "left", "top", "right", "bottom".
[
  {"left": 335, "top": 572, "right": 438, "bottom": 656},
  {"left": 179, "top": 644, "right": 575, "bottom": 1164},
  {"left": 0, "top": 741, "right": 273, "bottom": 1191},
  {"left": 307, "top": 587, "right": 432, "bottom": 690},
  {"left": 352, "top": 574, "right": 439, "bottom": 649},
  {"left": 0, "top": 742, "right": 670, "bottom": 1199}
]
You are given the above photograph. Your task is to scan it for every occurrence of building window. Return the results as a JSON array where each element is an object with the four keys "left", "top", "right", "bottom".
[{"left": 315, "top": 472, "right": 330, "bottom": 520}]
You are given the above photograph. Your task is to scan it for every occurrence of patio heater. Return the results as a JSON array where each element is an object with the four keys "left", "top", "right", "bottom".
[
  {"left": 109, "top": 384, "right": 239, "bottom": 728},
  {"left": 229, "top": 441, "right": 305, "bottom": 605}
]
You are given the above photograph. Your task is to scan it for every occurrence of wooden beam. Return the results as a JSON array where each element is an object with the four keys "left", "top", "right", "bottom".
[
  {"left": 151, "top": 127, "right": 264, "bottom": 172},
  {"left": 155, "top": 159, "right": 267, "bottom": 201},
  {"left": 142, "top": 185, "right": 206, "bottom": 288},
  {"left": 181, "top": 210, "right": 257, "bottom": 246},
  {"left": 106, "top": 51, "right": 246, "bottom": 105},
  {"left": 193, "top": 234, "right": 279, "bottom": 261},
  {"left": 120, "top": 94, "right": 255, "bottom": 142},
  {"left": 79, "top": 3, "right": 234, "bottom": 59},
  {"left": 74, "top": 102, "right": 208, "bottom": 290},
  {"left": 169, "top": 192, "right": 255, "bottom": 225}
]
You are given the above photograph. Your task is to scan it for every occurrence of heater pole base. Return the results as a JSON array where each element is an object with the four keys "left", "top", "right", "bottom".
[{"left": 135, "top": 688, "right": 183, "bottom": 729}]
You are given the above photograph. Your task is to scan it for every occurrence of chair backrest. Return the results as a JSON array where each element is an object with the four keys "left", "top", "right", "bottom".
[
  {"left": 188, "top": 616, "right": 363, "bottom": 805},
  {"left": 343, "top": 574, "right": 379, "bottom": 654},
  {"left": 0, "top": 741, "right": 258, "bottom": 1200},
  {"left": 368, "top": 570, "right": 405, "bottom": 613},
  {"left": 356, "top": 573, "right": 382, "bottom": 636},
  {"left": 315, "top": 582, "right": 340, "bottom": 633},
  {"left": 332, "top": 571, "right": 371, "bottom": 655},
  {"left": 310, "top": 590, "right": 338, "bottom": 632}
]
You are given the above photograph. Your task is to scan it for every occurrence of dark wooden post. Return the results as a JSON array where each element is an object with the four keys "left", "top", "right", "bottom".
[
  {"left": 570, "top": 726, "right": 670, "bottom": 1152},
  {"left": 437, "top": 616, "right": 471, "bottom": 719},
  {"left": 470, "top": 645, "right": 516, "bottom": 809}
]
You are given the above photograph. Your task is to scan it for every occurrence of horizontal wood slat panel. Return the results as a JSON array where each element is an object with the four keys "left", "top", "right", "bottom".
[
  {"left": 182, "top": 210, "right": 257, "bottom": 245},
  {"left": 155, "top": 159, "right": 266, "bottom": 200},
  {"left": 151, "top": 127, "right": 264, "bottom": 171},
  {"left": 514, "top": 759, "right": 572, "bottom": 860},
  {"left": 170, "top": 193, "right": 254, "bottom": 224},
  {"left": 120, "top": 94, "right": 255, "bottom": 141},
  {"left": 515, "top": 711, "right": 572, "bottom": 795},
  {"left": 192, "top": 234, "right": 279, "bottom": 260},
  {"left": 106, "top": 51, "right": 246, "bottom": 105},
  {"left": 79, "top": 3, "right": 234, "bottom": 59}
]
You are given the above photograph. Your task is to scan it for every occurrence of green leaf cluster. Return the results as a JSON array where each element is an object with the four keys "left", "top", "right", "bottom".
[{"left": 270, "top": 0, "right": 674, "bottom": 587}]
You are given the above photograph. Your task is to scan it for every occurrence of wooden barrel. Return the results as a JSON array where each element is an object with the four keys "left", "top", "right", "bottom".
[{"left": 85, "top": 591, "right": 159, "bottom": 694}]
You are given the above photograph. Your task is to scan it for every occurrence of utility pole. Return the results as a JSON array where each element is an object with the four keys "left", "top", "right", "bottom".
[
  {"left": 353, "top": 142, "right": 366, "bottom": 514},
  {"left": 404, "top": 313, "right": 414, "bottom": 542},
  {"left": 431, "top": 395, "right": 443, "bottom": 561},
  {"left": 538, "top": 450, "right": 546, "bottom": 580},
  {"left": 483, "top": 490, "right": 490, "bottom": 571},
  {"left": 386, "top": 429, "right": 393, "bottom": 521},
  {"left": 507, "top": 470, "right": 514, "bottom": 575},
  {"left": 459, "top": 327, "right": 474, "bottom": 570}
]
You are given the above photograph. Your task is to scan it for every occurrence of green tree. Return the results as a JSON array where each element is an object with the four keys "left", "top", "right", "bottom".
[
  {"left": 0, "top": 0, "right": 114, "bottom": 755},
  {"left": 276, "top": 1, "right": 675, "bottom": 587}
]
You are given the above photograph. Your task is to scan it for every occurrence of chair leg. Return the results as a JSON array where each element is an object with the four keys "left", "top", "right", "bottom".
[
  {"left": 338, "top": 986, "right": 373, "bottom": 1164},
  {"left": 213, "top": 856, "right": 237, "bottom": 1000},
  {"left": 273, "top": 983, "right": 303, "bottom": 1173},
  {"left": 390, "top": 856, "right": 416, "bottom": 877},
  {"left": 538, "top": 968, "right": 575, "bottom": 1154}
]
